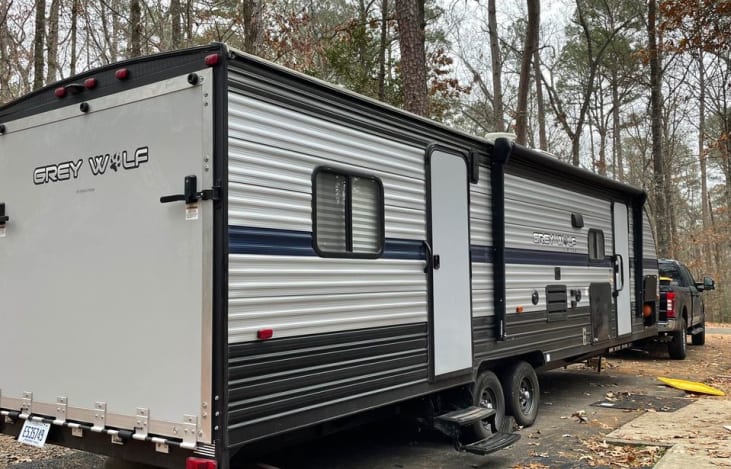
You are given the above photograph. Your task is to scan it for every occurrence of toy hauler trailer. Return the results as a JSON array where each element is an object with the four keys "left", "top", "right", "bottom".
[{"left": 0, "top": 44, "right": 659, "bottom": 468}]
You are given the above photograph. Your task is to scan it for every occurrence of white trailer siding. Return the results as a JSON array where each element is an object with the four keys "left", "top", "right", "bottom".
[
  {"left": 226, "top": 91, "right": 428, "bottom": 344},
  {"left": 503, "top": 174, "right": 614, "bottom": 316},
  {"left": 469, "top": 165, "right": 494, "bottom": 318}
]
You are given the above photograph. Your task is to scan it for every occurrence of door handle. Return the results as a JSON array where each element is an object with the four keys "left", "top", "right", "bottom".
[
  {"left": 433, "top": 254, "right": 441, "bottom": 270},
  {"left": 423, "top": 241, "right": 432, "bottom": 273},
  {"left": 0, "top": 203, "right": 8, "bottom": 225},
  {"left": 160, "top": 175, "right": 219, "bottom": 204}
]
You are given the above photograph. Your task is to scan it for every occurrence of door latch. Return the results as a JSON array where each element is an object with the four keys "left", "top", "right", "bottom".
[
  {"left": 160, "top": 175, "right": 219, "bottom": 204},
  {"left": 0, "top": 203, "right": 8, "bottom": 225}
]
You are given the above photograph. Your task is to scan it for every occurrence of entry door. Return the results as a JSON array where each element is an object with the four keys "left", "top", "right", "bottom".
[
  {"left": 429, "top": 149, "right": 472, "bottom": 377},
  {"left": 613, "top": 202, "right": 632, "bottom": 336}
]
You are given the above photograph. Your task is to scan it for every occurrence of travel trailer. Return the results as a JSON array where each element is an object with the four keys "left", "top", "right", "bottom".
[{"left": 0, "top": 44, "right": 659, "bottom": 468}]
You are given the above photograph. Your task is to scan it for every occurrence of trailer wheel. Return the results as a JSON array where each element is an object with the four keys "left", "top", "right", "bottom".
[
  {"left": 691, "top": 321, "right": 705, "bottom": 345},
  {"left": 464, "top": 370, "right": 506, "bottom": 441},
  {"left": 501, "top": 361, "right": 540, "bottom": 427},
  {"left": 668, "top": 317, "right": 687, "bottom": 359}
]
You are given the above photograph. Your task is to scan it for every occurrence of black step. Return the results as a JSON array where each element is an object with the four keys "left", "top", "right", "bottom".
[
  {"left": 463, "top": 432, "right": 521, "bottom": 455},
  {"left": 436, "top": 406, "right": 496, "bottom": 426}
]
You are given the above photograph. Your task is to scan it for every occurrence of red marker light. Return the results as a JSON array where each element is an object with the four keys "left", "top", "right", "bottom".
[
  {"left": 204, "top": 53, "right": 220, "bottom": 66},
  {"left": 84, "top": 78, "right": 98, "bottom": 89},
  {"left": 54, "top": 87, "right": 67, "bottom": 98},
  {"left": 186, "top": 457, "right": 217, "bottom": 469},
  {"left": 257, "top": 329, "right": 274, "bottom": 340},
  {"left": 115, "top": 68, "right": 130, "bottom": 80}
]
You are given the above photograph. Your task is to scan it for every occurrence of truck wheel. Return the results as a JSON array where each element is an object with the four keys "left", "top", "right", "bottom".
[
  {"left": 692, "top": 322, "right": 706, "bottom": 345},
  {"left": 668, "top": 318, "right": 687, "bottom": 359},
  {"left": 464, "top": 370, "right": 506, "bottom": 441},
  {"left": 501, "top": 361, "right": 540, "bottom": 427}
]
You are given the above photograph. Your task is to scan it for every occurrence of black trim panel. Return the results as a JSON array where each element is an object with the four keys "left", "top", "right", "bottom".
[{"left": 227, "top": 324, "right": 431, "bottom": 446}]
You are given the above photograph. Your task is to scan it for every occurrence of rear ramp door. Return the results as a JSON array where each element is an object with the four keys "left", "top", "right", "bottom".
[{"left": 0, "top": 71, "right": 214, "bottom": 443}]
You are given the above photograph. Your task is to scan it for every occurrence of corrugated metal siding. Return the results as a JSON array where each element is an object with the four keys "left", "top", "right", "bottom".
[
  {"left": 504, "top": 173, "right": 613, "bottom": 252},
  {"left": 470, "top": 165, "right": 493, "bottom": 317},
  {"left": 227, "top": 324, "right": 429, "bottom": 432},
  {"left": 227, "top": 77, "right": 428, "bottom": 344}
]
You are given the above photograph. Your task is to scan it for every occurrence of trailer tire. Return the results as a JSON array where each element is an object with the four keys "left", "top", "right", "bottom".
[
  {"left": 501, "top": 361, "right": 540, "bottom": 427},
  {"left": 464, "top": 370, "right": 506, "bottom": 441},
  {"left": 668, "top": 317, "right": 687, "bottom": 359},
  {"left": 691, "top": 321, "right": 705, "bottom": 345}
]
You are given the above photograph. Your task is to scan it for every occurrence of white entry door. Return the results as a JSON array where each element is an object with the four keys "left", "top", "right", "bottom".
[
  {"left": 429, "top": 149, "right": 472, "bottom": 377},
  {"left": 613, "top": 202, "right": 632, "bottom": 336}
]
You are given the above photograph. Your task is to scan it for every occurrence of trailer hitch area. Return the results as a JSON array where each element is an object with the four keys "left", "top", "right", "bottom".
[
  {"left": 160, "top": 175, "right": 219, "bottom": 204},
  {"left": 0, "top": 203, "right": 8, "bottom": 225}
]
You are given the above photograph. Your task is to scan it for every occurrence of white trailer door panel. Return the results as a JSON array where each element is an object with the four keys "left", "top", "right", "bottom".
[
  {"left": 0, "top": 72, "right": 213, "bottom": 442},
  {"left": 429, "top": 150, "right": 472, "bottom": 377},
  {"left": 613, "top": 202, "right": 632, "bottom": 336}
]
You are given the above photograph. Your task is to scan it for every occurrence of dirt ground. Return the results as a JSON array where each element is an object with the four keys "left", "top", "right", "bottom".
[{"left": 2, "top": 326, "right": 730, "bottom": 469}]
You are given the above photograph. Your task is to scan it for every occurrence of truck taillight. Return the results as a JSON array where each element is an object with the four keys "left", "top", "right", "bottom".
[
  {"left": 186, "top": 457, "right": 216, "bottom": 469},
  {"left": 666, "top": 291, "right": 676, "bottom": 318}
]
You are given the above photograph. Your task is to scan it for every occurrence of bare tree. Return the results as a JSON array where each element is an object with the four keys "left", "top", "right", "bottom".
[
  {"left": 648, "top": 0, "right": 670, "bottom": 257},
  {"left": 378, "top": 0, "right": 388, "bottom": 101},
  {"left": 514, "top": 0, "right": 539, "bottom": 144},
  {"left": 45, "top": 0, "right": 60, "bottom": 83},
  {"left": 171, "top": 0, "right": 182, "bottom": 49},
  {"left": 488, "top": 0, "right": 504, "bottom": 131},
  {"left": 70, "top": 0, "right": 79, "bottom": 75},
  {"left": 395, "top": 0, "right": 427, "bottom": 116},
  {"left": 32, "top": 0, "right": 46, "bottom": 90},
  {"left": 242, "top": 0, "right": 261, "bottom": 55},
  {"left": 128, "top": 0, "right": 142, "bottom": 58}
]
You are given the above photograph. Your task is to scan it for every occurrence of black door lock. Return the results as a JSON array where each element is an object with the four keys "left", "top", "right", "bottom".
[
  {"left": 433, "top": 254, "right": 441, "bottom": 270},
  {"left": 160, "top": 175, "right": 219, "bottom": 204},
  {"left": 0, "top": 203, "right": 8, "bottom": 225}
]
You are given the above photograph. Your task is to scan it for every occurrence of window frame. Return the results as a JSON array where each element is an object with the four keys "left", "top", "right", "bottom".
[
  {"left": 588, "top": 228, "right": 606, "bottom": 263},
  {"left": 312, "top": 166, "right": 385, "bottom": 259}
]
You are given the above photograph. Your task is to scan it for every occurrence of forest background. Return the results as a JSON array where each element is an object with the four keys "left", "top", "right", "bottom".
[{"left": 1, "top": 0, "right": 730, "bottom": 321}]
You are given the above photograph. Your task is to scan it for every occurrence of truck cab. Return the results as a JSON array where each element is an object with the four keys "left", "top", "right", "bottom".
[{"left": 657, "top": 259, "right": 715, "bottom": 359}]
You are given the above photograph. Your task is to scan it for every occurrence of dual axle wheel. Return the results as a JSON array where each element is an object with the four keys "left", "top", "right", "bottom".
[{"left": 466, "top": 360, "right": 540, "bottom": 441}]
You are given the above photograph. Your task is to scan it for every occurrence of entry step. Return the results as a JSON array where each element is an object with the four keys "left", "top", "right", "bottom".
[
  {"left": 463, "top": 432, "right": 521, "bottom": 455},
  {"left": 436, "top": 406, "right": 496, "bottom": 426}
]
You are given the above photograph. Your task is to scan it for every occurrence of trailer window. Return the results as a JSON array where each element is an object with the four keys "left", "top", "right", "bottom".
[
  {"left": 313, "top": 168, "right": 384, "bottom": 257},
  {"left": 588, "top": 229, "right": 605, "bottom": 262}
]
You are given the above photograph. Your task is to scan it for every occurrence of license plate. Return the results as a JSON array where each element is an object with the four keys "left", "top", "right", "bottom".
[{"left": 18, "top": 420, "right": 51, "bottom": 448}]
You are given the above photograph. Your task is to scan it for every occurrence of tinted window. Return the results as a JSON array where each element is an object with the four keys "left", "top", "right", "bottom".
[{"left": 314, "top": 169, "right": 384, "bottom": 257}]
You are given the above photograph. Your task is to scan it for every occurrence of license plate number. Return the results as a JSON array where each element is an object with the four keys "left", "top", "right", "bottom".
[{"left": 18, "top": 420, "right": 51, "bottom": 448}]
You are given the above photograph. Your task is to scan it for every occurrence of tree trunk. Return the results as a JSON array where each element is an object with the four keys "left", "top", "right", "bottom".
[
  {"left": 697, "top": 49, "right": 710, "bottom": 242},
  {"left": 515, "top": 0, "right": 539, "bottom": 144},
  {"left": 395, "top": 0, "right": 427, "bottom": 116},
  {"left": 33, "top": 0, "right": 46, "bottom": 90},
  {"left": 611, "top": 69, "right": 623, "bottom": 181},
  {"left": 70, "top": 0, "right": 79, "bottom": 75},
  {"left": 46, "top": 0, "right": 60, "bottom": 83},
  {"left": 378, "top": 0, "right": 388, "bottom": 101},
  {"left": 0, "top": 0, "right": 10, "bottom": 100},
  {"left": 488, "top": 0, "right": 504, "bottom": 131},
  {"left": 533, "top": 46, "right": 547, "bottom": 150},
  {"left": 128, "top": 0, "right": 142, "bottom": 58},
  {"left": 242, "top": 0, "right": 260, "bottom": 55},
  {"left": 171, "top": 0, "right": 182, "bottom": 49},
  {"left": 648, "top": 0, "right": 669, "bottom": 257}
]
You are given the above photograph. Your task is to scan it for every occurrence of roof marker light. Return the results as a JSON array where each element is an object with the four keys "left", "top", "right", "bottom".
[
  {"left": 54, "top": 87, "right": 67, "bottom": 98},
  {"left": 204, "top": 53, "right": 220, "bottom": 66},
  {"left": 84, "top": 78, "right": 98, "bottom": 89},
  {"left": 115, "top": 68, "right": 130, "bottom": 80}
]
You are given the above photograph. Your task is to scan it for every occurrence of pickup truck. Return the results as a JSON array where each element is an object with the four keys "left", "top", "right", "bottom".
[{"left": 657, "top": 259, "right": 716, "bottom": 359}]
